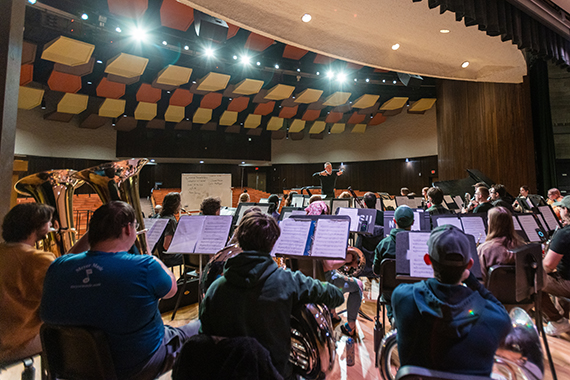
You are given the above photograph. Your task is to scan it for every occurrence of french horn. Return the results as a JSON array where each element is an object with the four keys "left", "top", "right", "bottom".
[
  {"left": 72, "top": 158, "right": 150, "bottom": 255},
  {"left": 14, "top": 170, "right": 84, "bottom": 256},
  {"left": 200, "top": 245, "right": 337, "bottom": 380}
]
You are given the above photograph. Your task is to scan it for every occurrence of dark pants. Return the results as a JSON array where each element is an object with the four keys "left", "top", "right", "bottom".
[{"left": 541, "top": 273, "right": 570, "bottom": 321}]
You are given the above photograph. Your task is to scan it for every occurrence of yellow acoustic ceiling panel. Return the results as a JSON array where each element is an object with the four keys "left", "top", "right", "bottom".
[
  {"left": 156, "top": 65, "right": 193, "bottom": 86},
  {"left": 105, "top": 53, "right": 149, "bottom": 78},
  {"left": 330, "top": 123, "right": 345, "bottom": 134},
  {"left": 244, "top": 114, "right": 261, "bottom": 128},
  {"left": 351, "top": 124, "right": 367, "bottom": 133},
  {"left": 134, "top": 102, "right": 157, "bottom": 120},
  {"left": 219, "top": 111, "right": 238, "bottom": 126},
  {"left": 323, "top": 92, "right": 351, "bottom": 106},
  {"left": 196, "top": 72, "right": 231, "bottom": 92},
  {"left": 408, "top": 98, "right": 437, "bottom": 112},
  {"left": 264, "top": 84, "right": 295, "bottom": 100},
  {"left": 18, "top": 86, "right": 44, "bottom": 110},
  {"left": 380, "top": 97, "right": 409, "bottom": 111},
  {"left": 164, "top": 105, "right": 185, "bottom": 123},
  {"left": 294, "top": 88, "right": 323, "bottom": 104},
  {"left": 309, "top": 121, "right": 326, "bottom": 134},
  {"left": 57, "top": 93, "right": 88, "bottom": 114},
  {"left": 352, "top": 94, "right": 380, "bottom": 109},
  {"left": 289, "top": 119, "right": 305, "bottom": 133},
  {"left": 267, "top": 117, "right": 283, "bottom": 131},
  {"left": 193, "top": 108, "right": 212, "bottom": 124},
  {"left": 99, "top": 98, "right": 125, "bottom": 118},
  {"left": 41, "top": 36, "right": 95, "bottom": 66},
  {"left": 233, "top": 79, "right": 264, "bottom": 95}
]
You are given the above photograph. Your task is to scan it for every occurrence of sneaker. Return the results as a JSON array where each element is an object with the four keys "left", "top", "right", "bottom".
[
  {"left": 544, "top": 317, "right": 570, "bottom": 336},
  {"left": 340, "top": 323, "right": 356, "bottom": 337}
]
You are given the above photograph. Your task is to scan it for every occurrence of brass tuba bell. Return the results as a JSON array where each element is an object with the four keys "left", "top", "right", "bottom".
[
  {"left": 14, "top": 170, "right": 84, "bottom": 256},
  {"left": 73, "top": 158, "right": 150, "bottom": 255}
]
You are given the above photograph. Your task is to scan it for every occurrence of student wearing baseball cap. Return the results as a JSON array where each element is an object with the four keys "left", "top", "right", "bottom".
[{"left": 392, "top": 225, "right": 511, "bottom": 376}]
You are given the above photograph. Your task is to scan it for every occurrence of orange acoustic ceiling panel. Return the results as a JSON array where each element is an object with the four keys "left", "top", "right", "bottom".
[
  {"left": 134, "top": 102, "right": 157, "bottom": 120},
  {"left": 266, "top": 117, "right": 283, "bottom": 131},
  {"left": 245, "top": 33, "right": 274, "bottom": 51},
  {"left": 22, "top": 41, "right": 37, "bottom": 65},
  {"left": 282, "top": 45, "right": 308, "bottom": 60},
  {"left": 156, "top": 65, "right": 193, "bottom": 87},
  {"left": 20, "top": 64, "right": 33, "bottom": 86},
  {"left": 107, "top": 0, "right": 147, "bottom": 19},
  {"left": 302, "top": 109, "right": 321, "bottom": 121},
  {"left": 254, "top": 101, "right": 275, "bottom": 116},
  {"left": 368, "top": 113, "right": 387, "bottom": 126},
  {"left": 41, "top": 36, "right": 94, "bottom": 66},
  {"left": 227, "top": 97, "right": 249, "bottom": 112},
  {"left": 105, "top": 53, "right": 149, "bottom": 78},
  {"left": 227, "top": 23, "right": 239, "bottom": 39},
  {"left": 351, "top": 124, "right": 367, "bottom": 133},
  {"left": 314, "top": 54, "right": 334, "bottom": 65},
  {"left": 279, "top": 105, "right": 298, "bottom": 119},
  {"left": 96, "top": 77, "right": 125, "bottom": 99},
  {"left": 99, "top": 98, "right": 126, "bottom": 118},
  {"left": 347, "top": 112, "right": 366, "bottom": 125},
  {"left": 136, "top": 83, "right": 162, "bottom": 103},
  {"left": 48, "top": 71, "right": 82, "bottom": 93},
  {"left": 160, "top": 0, "right": 194, "bottom": 31},
  {"left": 57, "top": 93, "right": 88, "bottom": 114},
  {"left": 325, "top": 111, "right": 343, "bottom": 123},
  {"left": 200, "top": 92, "right": 223, "bottom": 109},
  {"left": 18, "top": 86, "right": 44, "bottom": 110},
  {"left": 169, "top": 89, "right": 193, "bottom": 107},
  {"left": 309, "top": 121, "right": 326, "bottom": 134}
]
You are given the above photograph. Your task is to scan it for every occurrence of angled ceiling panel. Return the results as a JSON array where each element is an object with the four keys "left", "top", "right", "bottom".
[
  {"left": 18, "top": 86, "right": 44, "bottom": 110},
  {"left": 289, "top": 119, "right": 306, "bottom": 133},
  {"left": 97, "top": 77, "right": 126, "bottom": 99},
  {"left": 134, "top": 102, "right": 157, "bottom": 120},
  {"left": 267, "top": 116, "right": 284, "bottom": 131},
  {"left": 165, "top": 105, "right": 185, "bottom": 122},
  {"left": 193, "top": 107, "right": 213, "bottom": 124},
  {"left": 219, "top": 110, "right": 238, "bottom": 126},
  {"left": 294, "top": 88, "right": 323, "bottom": 104},
  {"left": 160, "top": 0, "right": 194, "bottom": 31},
  {"left": 352, "top": 94, "right": 380, "bottom": 109},
  {"left": 99, "top": 98, "right": 126, "bottom": 118},
  {"left": 105, "top": 53, "right": 149, "bottom": 78},
  {"left": 233, "top": 78, "right": 264, "bottom": 95},
  {"left": 309, "top": 121, "right": 326, "bottom": 134},
  {"left": 169, "top": 88, "right": 194, "bottom": 106},
  {"left": 265, "top": 84, "right": 295, "bottom": 100},
  {"left": 244, "top": 114, "right": 262, "bottom": 128},
  {"left": 41, "top": 36, "right": 94, "bottom": 66},
  {"left": 196, "top": 72, "right": 231, "bottom": 91},
  {"left": 323, "top": 92, "right": 351, "bottom": 106},
  {"left": 156, "top": 65, "right": 193, "bottom": 86},
  {"left": 351, "top": 124, "right": 367, "bottom": 133},
  {"left": 330, "top": 123, "right": 345, "bottom": 134}
]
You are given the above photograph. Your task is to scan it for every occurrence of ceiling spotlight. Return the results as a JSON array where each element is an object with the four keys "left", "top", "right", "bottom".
[
  {"left": 184, "top": 45, "right": 189, "bottom": 50},
  {"left": 150, "top": 159, "right": 155, "bottom": 163},
  {"left": 240, "top": 55, "right": 250, "bottom": 64},
  {"left": 41, "top": 99, "right": 46, "bottom": 109},
  {"left": 392, "top": 43, "right": 400, "bottom": 50},
  {"left": 96, "top": 60, "right": 103, "bottom": 64},
  {"left": 326, "top": 71, "right": 334, "bottom": 79},
  {"left": 248, "top": 138, "right": 252, "bottom": 141},
  {"left": 87, "top": 81, "right": 92, "bottom": 85},
  {"left": 199, "top": 160, "right": 204, "bottom": 164},
  {"left": 233, "top": 55, "right": 238, "bottom": 60},
  {"left": 131, "top": 27, "right": 148, "bottom": 42},
  {"left": 274, "top": 64, "right": 279, "bottom": 69},
  {"left": 256, "top": 61, "right": 261, "bottom": 66},
  {"left": 440, "top": 29, "right": 450, "bottom": 34},
  {"left": 382, "top": 79, "right": 385, "bottom": 83},
  {"left": 336, "top": 72, "right": 347, "bottom": 83},
  {"left": 393, "top": 80, "right": 397, "bottom": 84},
  {"left": 354, "top": 78, "right": 357, "bottom": 82},
  {"left": 204, "top": 47, "right": 214, "bottom": 57},
  {"left": 81, "top": 13, "right": 88, "bottom": 20},
  {"left": 28, "top": 0, "right": 36, "bottom": 4},
  {"left": 115, "top": 27, "right": 122, "bottom": 33},
  {"left": 461, "top": 61, "right": 470, "bottom": 68},
  {"left": 365, "top": 78, "right": 370, "bottom": 83},
  {"left": 297, "top": 68, "right": 301, "bottom": 72},
  {"left": 162, "top": 41, "right": 167, "bottom": 46},
  {"left": 241, "top": 161, "right": 245, "bottom": 164},
  {"left": 316, "top": 71, "right": 320, "bottom": 75},
  {"left": 405, "top": 158, "right": 409, "bottom": 163},
  {"left": 301, "top": 13, "right": 312, "bottom": 23}
]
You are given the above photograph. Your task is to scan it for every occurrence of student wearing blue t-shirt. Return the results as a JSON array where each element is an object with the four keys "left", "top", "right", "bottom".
[{"left": 41, "top": 201, "right": 200, "bottom": 380}]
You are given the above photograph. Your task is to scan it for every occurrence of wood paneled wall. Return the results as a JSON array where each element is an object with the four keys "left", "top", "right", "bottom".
[{"left": 436, "top": 79, "right": 537, "bottom": 194}]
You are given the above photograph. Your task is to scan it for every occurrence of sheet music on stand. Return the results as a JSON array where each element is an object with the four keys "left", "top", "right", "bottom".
[
  {"left": 432, "top": 214, "right": 487, "bottom": 243},
  {"left": 382, "top": 198, "right": 397, "bottom": 211},
  {"left": 336, "top": 207, "right": 376, "bottom": 234},
  {"left": 515, "top": 214, "right": 542, "bottom": 243},
  {"left": 453, "top": 195, "right": 464, "bottom": 209},
  {"left": 395, "top": 196, "right": 412, "bottom": 208},
  {"left": 271, "top": 215, "right": 350, "bottom": 259},
  {"left": 167, "top": 215, "right": 233, "bottom": 254},
  {"left": 143, "top": 218, "right": 169, "bottom": 252},
  {"left": 537, "top": 205, "right": 561, "bottom": 232}
]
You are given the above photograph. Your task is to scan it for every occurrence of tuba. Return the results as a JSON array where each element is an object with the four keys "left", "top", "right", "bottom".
[
  {"left": 15, "top": 170, "right": 84, "bottom": 256},
  {"left": 72, "top": 158, "right": 150, "bottom": 255},
  {"left": 200, "top": 245, "right": 337, "bottom": 380}
]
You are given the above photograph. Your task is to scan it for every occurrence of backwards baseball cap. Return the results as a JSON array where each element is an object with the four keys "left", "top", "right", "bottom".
[
  {"left": 427, "top": 225, "right": 471, "bottom": 267},
  {"left": 553, "top": 195, "right": 570, "bottom": 209},
  {"left": 394, "top": 205, "right": 414, "bottom": 228}
]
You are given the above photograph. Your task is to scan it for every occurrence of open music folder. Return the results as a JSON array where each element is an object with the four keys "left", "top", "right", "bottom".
[
  {"left": 167, "top": 215, "right": 233, "bottom": 254},
  {"left": 271, "top": 215, "right": 350, "bottom": 259}
]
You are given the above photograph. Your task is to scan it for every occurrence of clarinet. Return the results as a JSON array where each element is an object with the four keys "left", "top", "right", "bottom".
[{"left": 348, "top": 186, "right": 365, "bottom": 208}]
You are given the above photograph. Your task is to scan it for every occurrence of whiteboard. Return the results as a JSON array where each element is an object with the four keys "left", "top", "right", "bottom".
[{"left": 180, "top": 173, "right": 232, "bottom": 211}]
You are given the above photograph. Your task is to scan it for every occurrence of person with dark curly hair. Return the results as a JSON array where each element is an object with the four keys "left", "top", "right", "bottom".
[
  {"left": 156, "top": 192, "right": 183, "bottom": 267},
  {"left": 200, "top": 197, "right": 221, "bottom": 216}
]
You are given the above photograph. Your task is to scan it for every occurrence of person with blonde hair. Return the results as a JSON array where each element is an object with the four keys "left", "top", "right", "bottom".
[{"left": 477, "top": 206, "right": 524, "bottom": 283}]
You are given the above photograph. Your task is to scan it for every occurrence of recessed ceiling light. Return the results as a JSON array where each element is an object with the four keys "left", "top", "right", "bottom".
[
  {"left": 301, "top": 14, "right": 312, "bottom": 23},
  {"left": 316, "top": 71, "right": 320, "bottom": 75},
  {"left": 233, "top": 55, "right": 237, "bottom": 60},
  {"left": 150, "top": 159, "right": 155, "bottom": 163},
  {"left": 240, "top": 55, "right": 250, "bottom": 64},
  {"left": 81, "top": 13, "right": 88, "bottom": 20},
  {"left": 256, "top": 61, "right": 261, "bottom": 66},
  {"left": 326, "top": 71, "right": 334, "bottom": 79},
  {"left": 184, "top": 45, "right": 189, "bottom": 50},
  {"left": 461, "top": 61, "right": 470, "bottom": 68},
  {"left": 393, "top": 80, "right": 397, "bottom": 84},
  {"left": 274, "top": 64, "right": 279, "bottom": 69},
  {"left": 440, "top": 29, "right": 450, "bottom": 34},
  {"left": 28, "top": 0, "right": 36, "bottom": 4},
  {"left": 392, "top": 43, "right": 400, "bottom": 50},
  {"left": 115, "top": 27, "right": 122, "bottom": 33},
  {"left": 96, "top": 60, "right": 103, "bottom": 64},
  {"left": 199, "top": 160, "right": 204, "bottom": 164},
  {"left": 365, "top": 78, "right": 370, "bottom": 83},
  {"left": 162, "top": 41, "right": 167, "bottom": 45},
  {"left": 241, "top": 161, "right": 245, "bottom": 164},
  {"left": 297, "top": 68, "right": 301, "bottom": 72},
  {"left": 354, "top": 78, "right": 357, "bottom": 82}
]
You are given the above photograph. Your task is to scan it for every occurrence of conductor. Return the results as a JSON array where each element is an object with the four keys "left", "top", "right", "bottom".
[{"left": 312, "top": 162, "right": 344, "bottom": 199}]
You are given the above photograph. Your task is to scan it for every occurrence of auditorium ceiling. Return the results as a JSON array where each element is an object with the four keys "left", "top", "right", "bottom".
[{"left": 17, "top": 0, "right": 526, "bottom": 148}]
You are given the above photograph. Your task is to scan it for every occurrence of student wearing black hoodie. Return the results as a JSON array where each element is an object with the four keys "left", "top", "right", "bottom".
[{"left": 392, "top": 225, "right": 511, "bottom": 377}]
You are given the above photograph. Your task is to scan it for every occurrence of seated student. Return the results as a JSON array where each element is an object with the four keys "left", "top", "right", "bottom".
[
  {"left": 0, "top": 203, "right": 56, "bottom": 362},
  {"left": 471, "top": 186, "right": 494, "bottom": 214},
  {"left": 284, "top": 191, "right": 297, "bottom": 207},
  {"left": 373, "top": 205, "right": 414, "bottom": 322},
  {"left": 547, "top": 188, "right": 564, "bottom": 220},
  {"left": 477, "top": 206, "right": 524, "bottom": 284},
  {"left": 425, "top": 187, "right": 454, "bottom": 215},
  {"left": 338, "top": 191, "right": 351, "bottom": 199},
  {"left": 308, "top": 194, "right": 322, "bottom": 204},
  {"left": 156, "top": 192, "right": 183, "bottom": 267},
  {"left": 490, "top": 184, "right": 515, "bottom": 214},
  {"left": 41, "top": 201, "right": 200, "bottom": 380},
  {"left": 400, "top": 187, "right": 410, "bottom": 196},
  {"left": 513, "top": 185, "right": 530, "bottom": 213},
  {"left": 541, "top": 195, "right": 570, "bottom": 336},
  {"left": 267, "top": 194, "right": 281, "bottom": 220},
  {"left": 200, "top": 196, "right": 221, "bottom": 215},
  {"left": 199, "top": 211, "right": 343, "bottom": 380},
  {"left": 392, "top": 225, "right": 511, "bottom": 377},
  {"left": 238, "top": 192, "right": 250, "bottom": 203},
  {"left": 355, "top": 192, "right": 384, "bottom": 278}
]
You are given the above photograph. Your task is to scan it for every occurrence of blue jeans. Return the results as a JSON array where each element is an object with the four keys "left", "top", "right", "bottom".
[{"left": 325, "top": 270, "right": 362, "bottom": 323}]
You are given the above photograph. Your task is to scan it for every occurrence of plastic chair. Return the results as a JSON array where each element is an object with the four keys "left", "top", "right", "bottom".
[
  {"left": 486, "top": 264, "right": 532, "bottom": 308},
  {"left": 396, "top": 365, "right": 493, "bottom": 380},
  {"left": 40, "top": 324, "right": 117, "bottom": 380}
]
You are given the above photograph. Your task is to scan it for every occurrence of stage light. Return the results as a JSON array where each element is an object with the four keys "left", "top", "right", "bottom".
[
  {"left": 336, "top": 72, "right": 347, "bottom": 83},
  {"left": 200, "top": 160, "right": 204, "bottom": 164},
  {"left": 302, "top": 14, "right": 312, "bottom": 23},
  {"left": 115, "top": 27, "right": 122, "bottom": 33},
  {"left": 354, "top": 78, "right": 357, "bottom": 82},
  {"left": 256, "top": 61, "right": 261, "bottom": 66},
  {"left": 204, "top": 47, "right": 214, "bottom": 57},
  {"left": 365, "top": 78, "right": 370, "bottom": 83},
  {"left": 28, "top": 0, "right": 36, "bottom": 4},
  {"left": 96, "top": 60, "right": 103, "bottom": 64},
  {"left": 81, "top": 13, "right": 88, "bottom": 20},
  {"left": 240, "top": 55, "right": 250, "bottom": 64},
  {"left": 405, "top": 158, "right": 409, "bottom": 163},
  {"left": 392, "top": 43, "right": 400, "bottom": 50},
  {"left": 326, "top": 71, "right": 334, "bottom": 79},
  {"left": 87, "top": 81, "right": 92, "bottom": 85},
  {"left": 393, "top": 80, "right": 397, "bottom": 84},
  {"left": 162, "top": 40, "right": 167, "bottom": 46},
  {"left": 274, "top": 64, "right": 279, "bottom": 69},
  {"left": 382, "top": 79, "right": 385, "bottom": 83},
  {"left": 316, "top": 71, "right": 320, "bottom": 75},
  {"left": 461, "top": 61, "right": 470, "bottom": 68},
  {"left": 241, "top": 161, "right": 245, "bottom": 164},
  {"left": 184, "top": 45, "right": 189, "bottom": 50},
  {"left": 297, "top": 68, "right": 301, "bottom": 72},
  {"left": 150, "top": 159, "right": 155, "bottom": 163},
  {"left": 131, "top": 27, "right": 148, "bottom": 42},
  {"left": 232, "top": 55, "right": 237, "bottom": 60}
]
